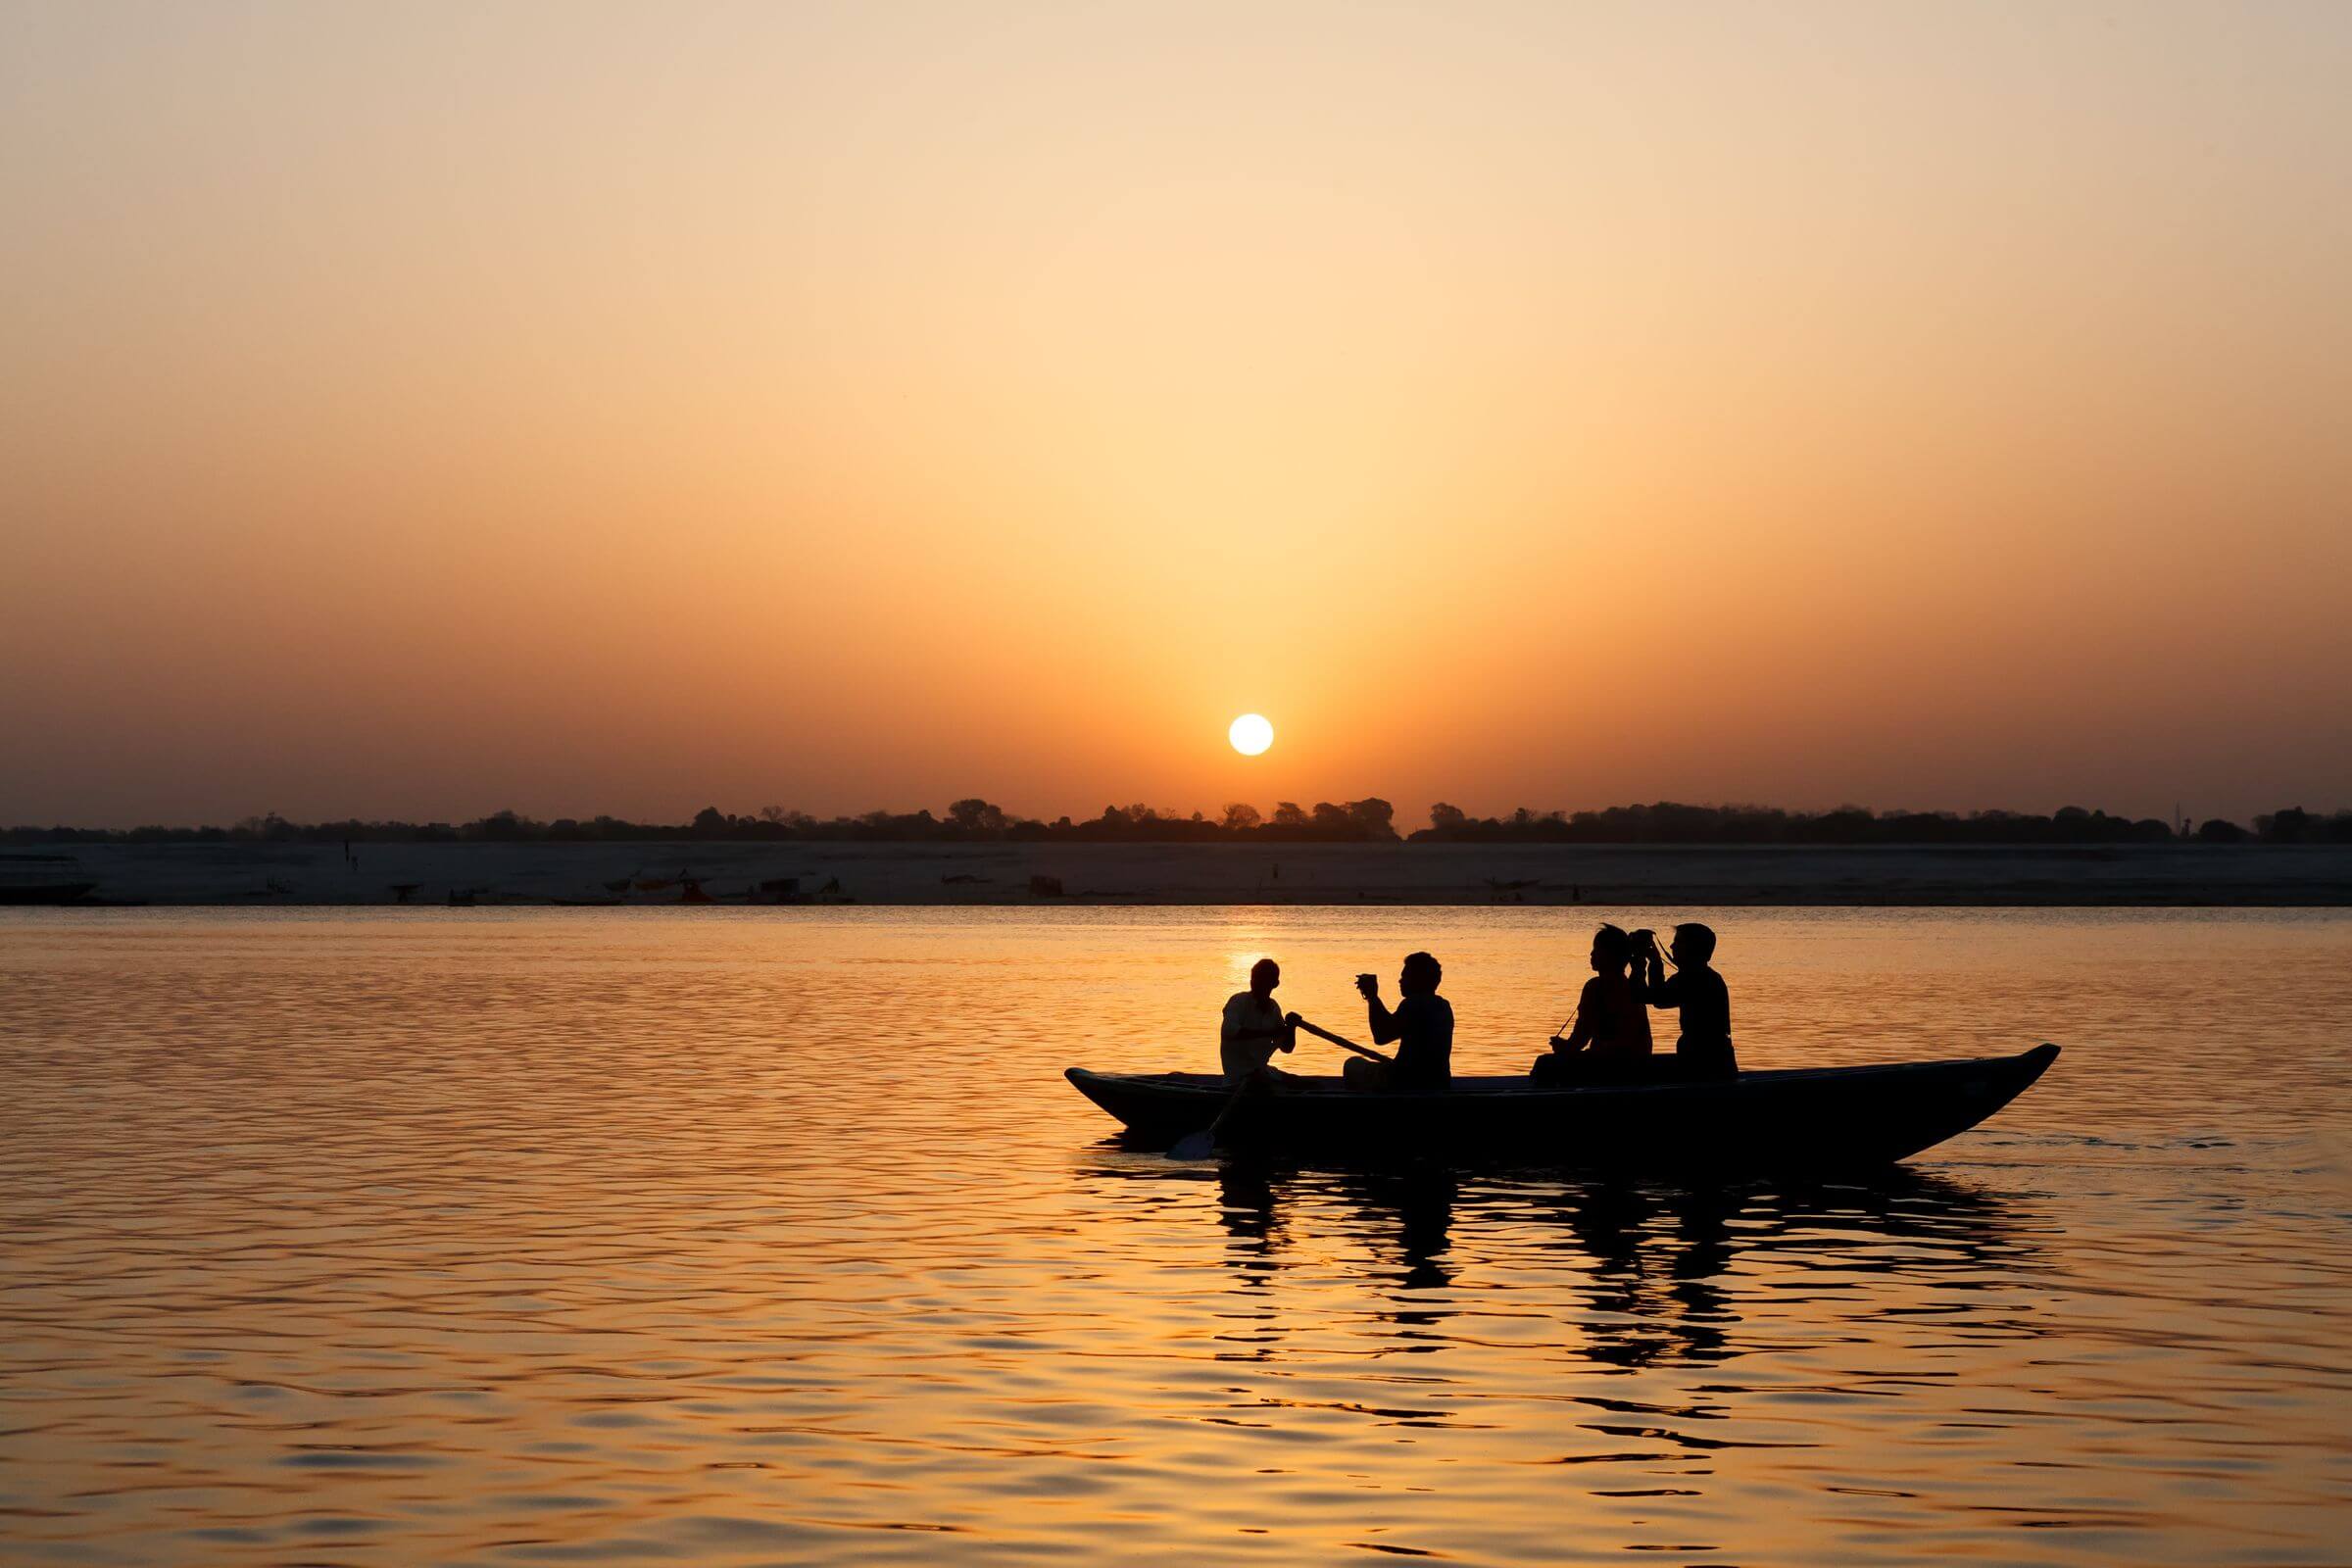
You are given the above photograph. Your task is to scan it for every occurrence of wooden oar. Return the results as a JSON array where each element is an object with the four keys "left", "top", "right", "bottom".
[
  {"left": 1168, "top": 1077, "right": 1252, "bottom": 1159},
  {"left": 1292, "top": 1017, "right": 1391, "bottom": 1064}
]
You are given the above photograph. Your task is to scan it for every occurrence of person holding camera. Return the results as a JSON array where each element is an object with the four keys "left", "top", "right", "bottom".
[
  {"left": 1346, "top": 952, "right": 1453, "bottom": 1091},
  {"left": 1635, "top": 923, "right": 1737, "bottom": 1080},
  {"left": 1531, "top": 923, "right": 1654, "bottom": 1085}
]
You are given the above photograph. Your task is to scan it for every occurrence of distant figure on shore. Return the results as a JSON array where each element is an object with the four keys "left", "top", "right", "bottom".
[
  {"left": 1637, "top": 924, "right": 1737, "bottom": 1080},
  {"left": 1348, "top": 952, "right": 1453, "bottom": 1091},
  {"left": 1532, "top": 924, "right": 1653, "bottom": 1084},
  {"left": 1221, "top": 957, "right": 1299, "bottom": 1085}
]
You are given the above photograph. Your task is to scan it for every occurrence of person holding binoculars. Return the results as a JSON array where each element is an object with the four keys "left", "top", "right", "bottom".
[{"left": 1635, "top": 922, "right": 1738, "bottom": 1080}]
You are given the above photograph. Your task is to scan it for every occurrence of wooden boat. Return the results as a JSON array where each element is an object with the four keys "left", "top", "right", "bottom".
[
  {"left": 0, "top": 882, "right": 97, "bottom": 905},
  {"left": 1065, "top": 1044, "right": 2059, "bottom": 1172}
]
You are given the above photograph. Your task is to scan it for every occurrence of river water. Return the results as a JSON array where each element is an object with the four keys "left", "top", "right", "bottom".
[{"left": 2, "top": 907, "right": 2346, "bottom": 1565}]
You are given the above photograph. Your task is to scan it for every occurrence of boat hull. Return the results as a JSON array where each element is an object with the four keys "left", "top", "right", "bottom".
[
  {"left": 1065, "top": 1045, "right": 2059, "bottom": 1172},
  {"left": 0, "top": 882, "right": 97, "bottom": 906}
]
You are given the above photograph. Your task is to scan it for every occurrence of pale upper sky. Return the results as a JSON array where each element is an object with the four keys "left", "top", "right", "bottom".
[{"left": 3, "top": 1, "right": 2346, "bottom": 827}]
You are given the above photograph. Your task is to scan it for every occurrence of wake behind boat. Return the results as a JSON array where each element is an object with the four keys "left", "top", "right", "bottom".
[{"left": 1066, "top": 1044, "right": 2059, "bottom": 1173}]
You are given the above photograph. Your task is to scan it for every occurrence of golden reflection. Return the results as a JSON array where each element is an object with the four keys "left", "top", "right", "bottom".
[{"left": 7, "top": 907, "right": 2345, "bottom": 1565}]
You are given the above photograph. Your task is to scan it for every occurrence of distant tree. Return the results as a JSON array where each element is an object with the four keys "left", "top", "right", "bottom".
[
  {"left": 2255, "top": 807, "right": 2318, "bottom": 844},
  {"left": 948, "top": 798, "right": 1010, "bottom": 833},
  {"left": 29, "top": 794, "right": 2345, "bottom": 849},
  {"left": 1811, "top": 807, "right": 1871, "bottom": 842}
]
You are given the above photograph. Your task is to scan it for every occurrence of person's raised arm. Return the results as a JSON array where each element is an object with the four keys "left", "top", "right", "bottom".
[{"left": 1358, "top": 974, "right": 1402, "bottom": 1045}]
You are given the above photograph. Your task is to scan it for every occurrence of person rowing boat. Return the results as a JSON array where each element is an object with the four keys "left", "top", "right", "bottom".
[
  {"left": 1220, "top": 957, "right": 1299, "bottom": 1085},
  {"left": 1173, "top": 964, "right": 1394, "bottom": 1156}
]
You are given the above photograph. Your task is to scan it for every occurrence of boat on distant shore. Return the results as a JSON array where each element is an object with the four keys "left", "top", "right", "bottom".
[{"left": 1065, "top": 1044, "right": 2059, "bottom": 1171}]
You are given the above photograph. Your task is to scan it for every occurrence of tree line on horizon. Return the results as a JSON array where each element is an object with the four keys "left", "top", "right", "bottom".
[{"left": 7, "top": 801, "right": 2348, "bottom": 847}]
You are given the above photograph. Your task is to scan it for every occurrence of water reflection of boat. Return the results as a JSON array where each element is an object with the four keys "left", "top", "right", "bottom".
[
  {"left": 1333, "top": 1166, "right": 1457, "bottom": 1297},
  {"left": 1087, "top": 1157, "right": 2039, "bottom": 1369},
  {"left": 1065, "top": 1045, "right": 2058, "bottom": 1173},
  {"left": 1515, "top": 1171, "right": 2035, "bottom": 1367}
]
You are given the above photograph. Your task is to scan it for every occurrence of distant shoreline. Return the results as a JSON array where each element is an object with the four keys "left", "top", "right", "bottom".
[{"left": 6, "top": 841, "right": 2348, "bottom": 907}]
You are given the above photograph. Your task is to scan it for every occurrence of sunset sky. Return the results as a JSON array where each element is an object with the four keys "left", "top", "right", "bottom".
[{"left": 4, "top": 1, "right": 2346, "bottom": 828}]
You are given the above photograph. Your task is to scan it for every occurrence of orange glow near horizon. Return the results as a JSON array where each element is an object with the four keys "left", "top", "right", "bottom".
[{"left": 2, "top": 3, "right": 2348, "bottom": 827}]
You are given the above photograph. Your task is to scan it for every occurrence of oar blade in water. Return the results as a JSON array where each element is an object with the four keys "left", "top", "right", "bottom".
[{"left": 1166, "top": 1128, "right": 1218, "bottom": 1160}]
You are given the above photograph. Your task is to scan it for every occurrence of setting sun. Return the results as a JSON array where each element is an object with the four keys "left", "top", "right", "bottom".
[{"left": 1229, "top": 713, "right": 1274, "bottom": 757}]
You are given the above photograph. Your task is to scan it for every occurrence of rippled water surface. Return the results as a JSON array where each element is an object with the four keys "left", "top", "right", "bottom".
[{"left": 3, "top": 906, "right": 2348, "bottom": 1566}]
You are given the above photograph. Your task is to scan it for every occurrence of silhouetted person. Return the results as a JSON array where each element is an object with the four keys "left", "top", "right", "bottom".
[
  {"left": 1637, "top": 923, "right": 1737, "bottom": 1080},
  {"left": 1221, "top": 957, "right": 1299, "bottom": 1084},
  {"left": 1346, "top": 951, "right": 1452, "bottom": 1091},
  {"left": 1532, "top": 923, "right": 1653, "bottom": 1084}
]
